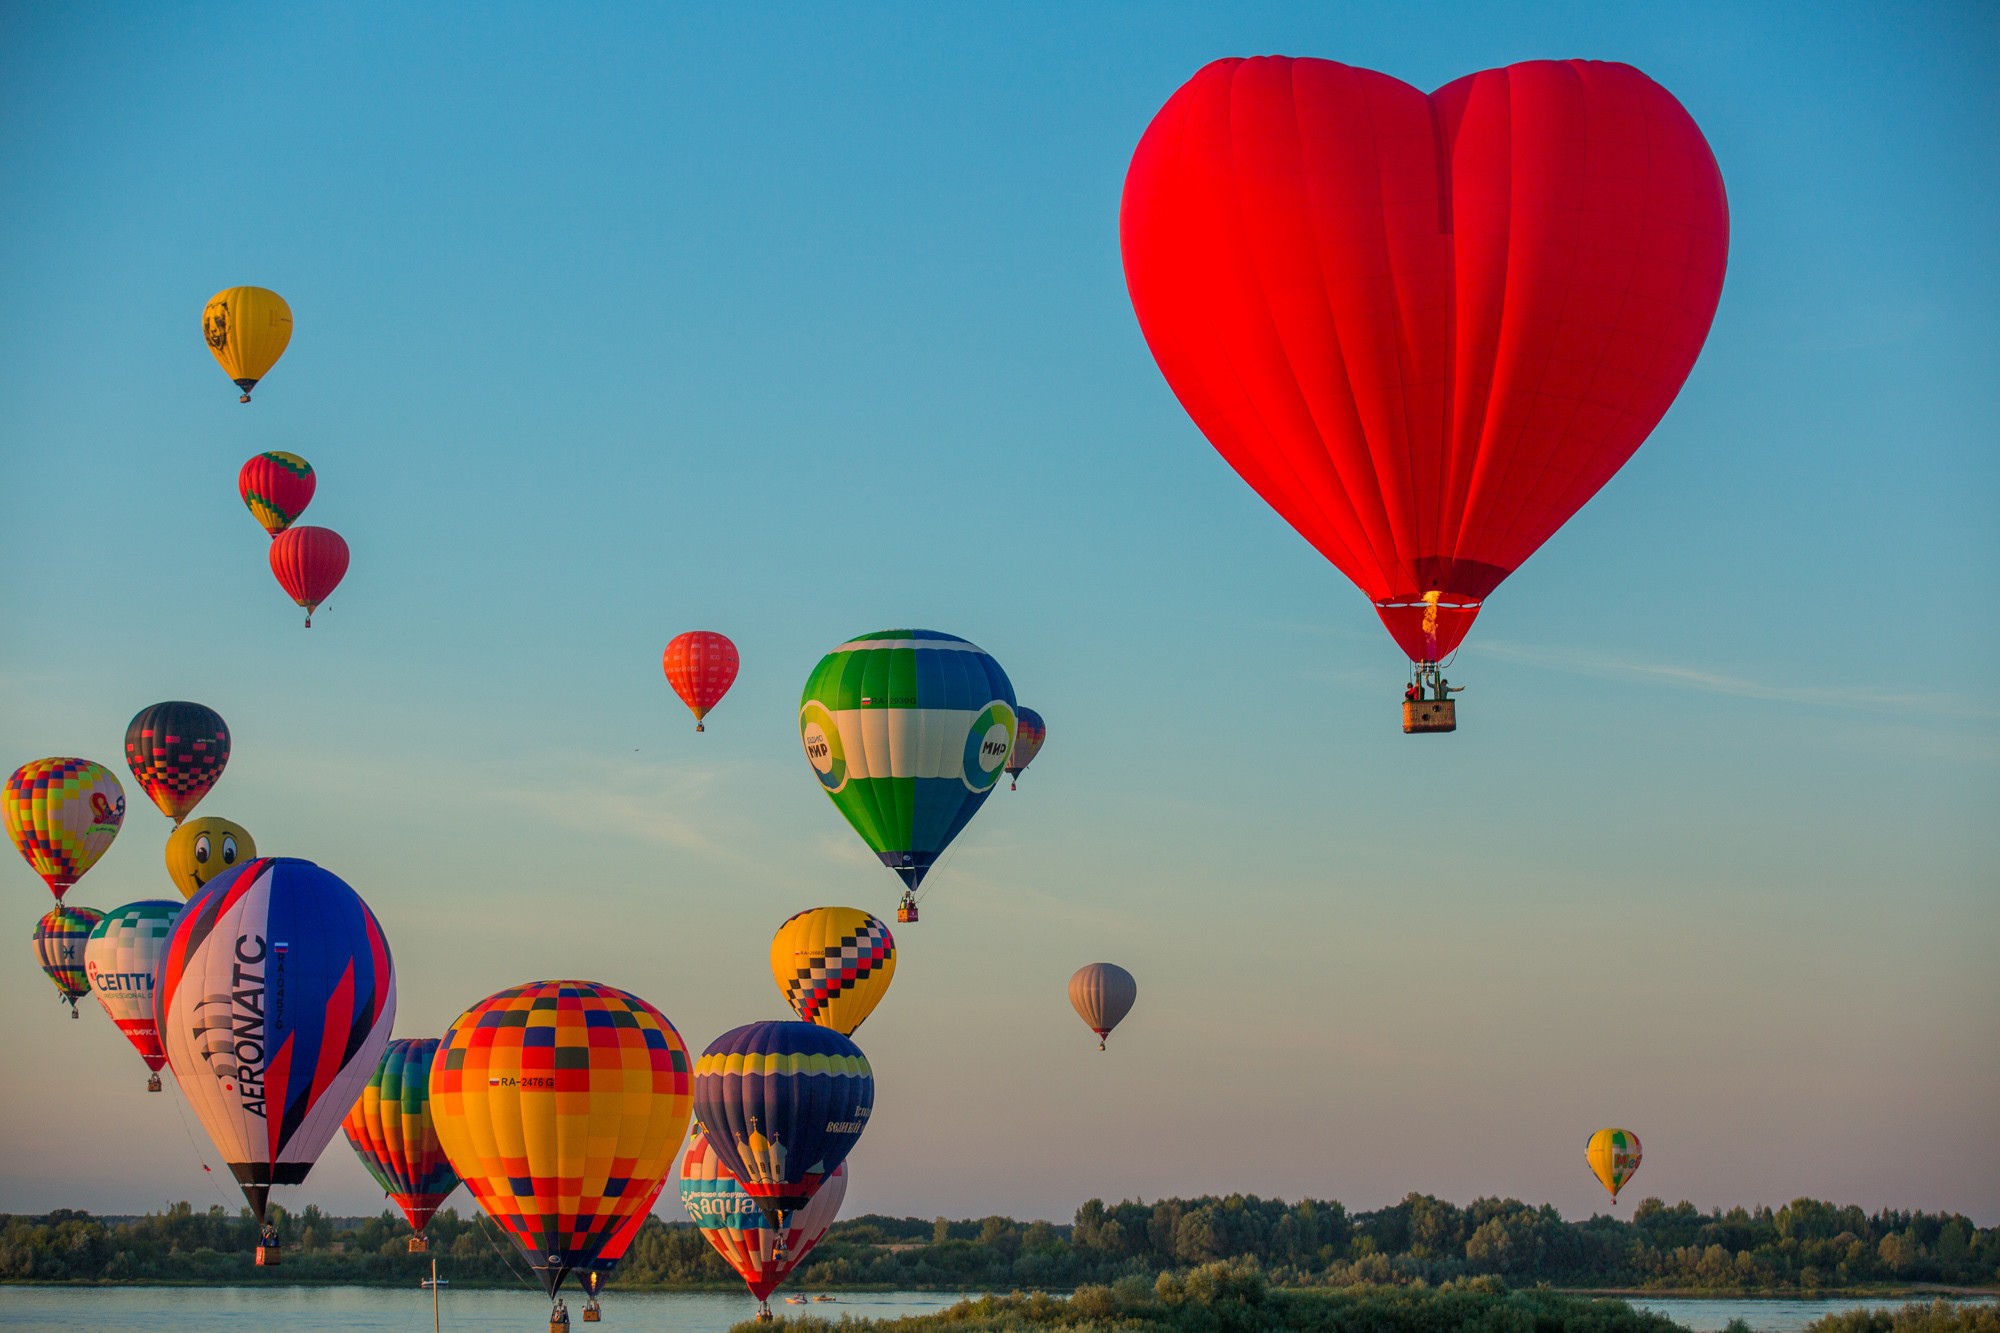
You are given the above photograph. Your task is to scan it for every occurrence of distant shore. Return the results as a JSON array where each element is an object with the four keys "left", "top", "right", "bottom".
[{"left": 5, "top": 1195, "right": 1994, "bottom": 1294}]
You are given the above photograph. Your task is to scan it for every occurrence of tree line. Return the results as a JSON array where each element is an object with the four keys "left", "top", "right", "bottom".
[{"left": 2, "top": 1193, "right": 1995, "bottom": 1291}]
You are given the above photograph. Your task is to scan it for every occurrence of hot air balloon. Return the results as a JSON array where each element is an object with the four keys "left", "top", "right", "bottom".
[
  {"left": 33, "top": 904, "right": 103, "bottom": 1016},
  {"left": 157, "top": 857, "right": 396, "bottom": 1263},
  {"left": 202, "top": 286, "right": 292, "bottom": 403},
  {"left": 341, "top": 1039, "right": 460, "bottom": 1251},
  {"left": 1586, "top": 1128, "right": 1643, "bottom": 1204},
  {"left": 681, "top": 1130, "right": 849, "bottom": 1320},
  {"left": 164, "top": 817, "right": 255, "bottom": 899},
  {"left": 125, "top": 702, "right": 230, "bottom": 824},
  {"left": 239, "top": 452, "right": 315, "bottom": 536},
  {"left": 1005, "top": 708, "right": 1046, "bottom": 791},
  {"left": 577, "top": 1176, "right": 668, "bottom": 1322},
  {"left": 770, "top": 907, "right": 896, "bottom": 1037},
  {"left": 799, "top": 630, "right": 1016, "bottom": 922},
  {"left": 84, "top": 900, "right": 182, "bottom": 1089},
  {"left": 692, "top": 1021, "right": 871, "bottom": 1228},
  {"left": 269, "top": 526, "right": 349, "bottom": 627},
  {"left": 429, "top": 980, "right": 692, "bottom": 1312},
  {"left": 4, "top": 758, "right": 125, "bottom": 901},
  {"left": 1068, "top": 963, "right": 1137, "bottom": 1051},
  {"left": 664, "top": 631, "right": 740, "bottom": 732},
  {"left": 1121, "top": 58, "right": 1730, "bottom": 728}
]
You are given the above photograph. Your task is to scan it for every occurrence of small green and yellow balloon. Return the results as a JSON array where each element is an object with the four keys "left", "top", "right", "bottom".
[{"left": 1586, "top": 1128, "right": 1642, "bottom": 1203}]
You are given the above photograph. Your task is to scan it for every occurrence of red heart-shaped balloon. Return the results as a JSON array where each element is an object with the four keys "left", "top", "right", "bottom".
[{"left": 1122, "top": 57, "right": 1729, "bottom": 661}]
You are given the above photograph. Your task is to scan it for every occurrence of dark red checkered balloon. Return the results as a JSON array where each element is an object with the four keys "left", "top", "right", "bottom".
[{"left": 125, "top": 701, "right": 230, "bottom": 824}]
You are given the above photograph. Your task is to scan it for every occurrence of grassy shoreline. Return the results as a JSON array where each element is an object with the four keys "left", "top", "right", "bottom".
[{"left": 2, "top": 1278, "right": 1994, "bottom": 1296}]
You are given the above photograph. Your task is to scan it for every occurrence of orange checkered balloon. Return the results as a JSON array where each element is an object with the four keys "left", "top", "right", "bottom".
[
  {"left": 429, "top": 980, "right": 693, "bottom": 1298},
  {"left": 662, "top": 631, "right": 739, "bottom": 731}
]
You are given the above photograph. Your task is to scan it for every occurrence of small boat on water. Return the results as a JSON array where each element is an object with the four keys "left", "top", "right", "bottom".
[
  {"left": 784, "top": 1296, "right": 808, "bottom": 1304},
  {"left": 421, "top": 1277, "right": 450, "bottom": 1288},
  {"left": 813, "top": 1295, "right": 837, "bottom": 1303}
]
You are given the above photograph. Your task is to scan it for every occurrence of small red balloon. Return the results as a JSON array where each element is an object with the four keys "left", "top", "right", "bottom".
[
  {"left": 269, "top": 526, "right": 349, "bottom": 627},
  {"left": 662, "top": 631, "right": 739, "bottom": 731}
]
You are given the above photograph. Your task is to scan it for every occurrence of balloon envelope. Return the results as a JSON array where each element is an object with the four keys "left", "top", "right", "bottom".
[
  {"left": 341, "top": 1038, "right": 460, "bottom": 1238},
  {"left": 239, "top": 452, "right": 315, "bottom": 536},
  {"left": 157, "top": 857, "right": 397, "bottom": 1224},
  {"left": 1068, "top": 963, "right": 1137, "bottom": 1049},
  {"left": 125, "top": 702, "right": 231, "bottom": 824},
  {"left": 1586, "top": 1128, "right": 1643, "bottom": 1202},
  {"left": 680, "top": 1130, "right": 848, "bottom": 1301},
  {"left": 799, "top": 630, "right": 1016, "bottom": 897},
  {"left": 33, "top": 904, "right": 103, "bottom": 1011},
  {"left": 203, "top": 286, "right": 292, "bottom": 402},
  {"left": 164, "top": 817, "right": 256, "bottom": 899},
  {"left": 663, "top": 631, "right": 740, "bottom": 729},
  {"left": 1121, "top": 57, "right": 1729, "bottom": 662},
  {"left": 269, "top": 526, "right": 349, "bottom": 626},
  {"left": 692, "top": 1021, "right": 872, "bottom": 1220},
  {"left": 770, "top": 907, "right": 896, "bottom": 1037},
  {"left": 428, "top": 979, "right": 693, "bottom": 1298},
  {"left": 86, "top": 900, "right": 183, "bottom": 1076},
  {"left": 1005, "top": 708, "right": 1046, "bottom": 788},
  {"left": 4, "top": 758, "right": 125, "bottom": 900}
]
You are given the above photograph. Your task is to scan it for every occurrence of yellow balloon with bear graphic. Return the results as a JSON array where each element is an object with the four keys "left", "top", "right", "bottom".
[{"left": 202, "top": 286, "right": 292, "bottom": 402}]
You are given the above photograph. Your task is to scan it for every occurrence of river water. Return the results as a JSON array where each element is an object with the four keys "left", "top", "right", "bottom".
[{"left": 0, "top": 1286, "right": 1991, "bottom": 1332}]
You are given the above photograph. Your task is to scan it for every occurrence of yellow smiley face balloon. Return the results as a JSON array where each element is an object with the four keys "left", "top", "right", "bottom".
[{"left": 164, "top": 816, "right": 255, "bottom": 899}]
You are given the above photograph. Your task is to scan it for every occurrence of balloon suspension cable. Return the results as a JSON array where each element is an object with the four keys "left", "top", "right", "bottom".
[
  {"left": 471, "top": 1209, "right": 541, "bottom": 1291},
  {"left": 165, "top": 1079, "right": 234, "bottom": 1213}
]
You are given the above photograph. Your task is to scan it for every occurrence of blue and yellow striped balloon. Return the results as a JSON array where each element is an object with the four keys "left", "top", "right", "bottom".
[{"left": 692, "top": 1021, "right": 872, "bottom": 1222}]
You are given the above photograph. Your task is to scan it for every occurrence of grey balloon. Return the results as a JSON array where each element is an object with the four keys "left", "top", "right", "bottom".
[{"left": 1068, "top": 963, "right": 1137, "bottom": 1050}]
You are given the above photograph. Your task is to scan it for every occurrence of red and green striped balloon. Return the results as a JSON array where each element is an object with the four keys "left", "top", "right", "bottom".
[{"left": 238, "top": 451, "right": 315, "bottom": 537}]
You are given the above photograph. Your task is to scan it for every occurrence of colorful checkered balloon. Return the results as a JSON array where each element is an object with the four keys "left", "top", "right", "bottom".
[
  {"left": 4, "top": 758, "right": 125, "bottom": 900},
  {"left": 429, "top": 980, "right": 693, "bottom": 1298}
]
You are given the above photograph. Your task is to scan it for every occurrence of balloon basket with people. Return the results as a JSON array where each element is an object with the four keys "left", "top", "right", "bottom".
[{"left": 1401, "top": 664, "right": 1464, "bottom": 735}]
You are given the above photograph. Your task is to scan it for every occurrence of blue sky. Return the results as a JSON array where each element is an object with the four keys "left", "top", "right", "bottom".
[{"left": 1, "top": 1, "right": 1994, "bottom": 1225}]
